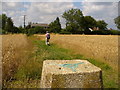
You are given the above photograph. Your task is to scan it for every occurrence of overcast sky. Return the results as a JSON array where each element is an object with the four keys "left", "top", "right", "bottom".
[{"left": 1, "top": 0, "right": 119, "bottom": 29}]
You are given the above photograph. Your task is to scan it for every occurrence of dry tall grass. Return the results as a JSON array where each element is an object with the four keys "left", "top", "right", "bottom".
[
  {"left": 2, "top": 34, "right": 118, "bottom": 88},
  {"left": 40, "top": 34, "right": 118, "bottom": 69},
  {"left": 2, "top": 34, "right": 31, "bottom": 84}
]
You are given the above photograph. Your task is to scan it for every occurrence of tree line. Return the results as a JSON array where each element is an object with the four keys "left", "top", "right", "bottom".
[
  {"left": 0, "top": 8, "right": 120, "bottom": 35},
  {"left": 0, "top": 14, "right": 21, "bottom": 34}
]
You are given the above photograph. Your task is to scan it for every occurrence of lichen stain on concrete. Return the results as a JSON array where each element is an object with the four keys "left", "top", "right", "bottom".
[{"left": 58, "top": 62, "right": 84, "bottom": 72}]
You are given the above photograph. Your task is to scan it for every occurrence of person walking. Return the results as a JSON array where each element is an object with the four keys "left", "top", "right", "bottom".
[{"left": 45, "top": 31, "right": 50, "bottom": 45}]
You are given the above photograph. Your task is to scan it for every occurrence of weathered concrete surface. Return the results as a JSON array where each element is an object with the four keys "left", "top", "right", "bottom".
[{"left": 40, "top": 60, "right": 103, "bottom": 88}]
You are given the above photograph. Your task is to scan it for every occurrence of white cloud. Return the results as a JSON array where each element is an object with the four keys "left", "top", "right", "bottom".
[
  {"left": 25, "top": 2, "right": 74, "bottom": 27},
  {"left": 2, "top": 0, "right": 119, "bottom": 2},
  {"left": 2, "top": 2, "right": 26, "bottom": 26},
  {"left": 2, "top": 0, "right": 75, "bottom": 2},
  {"left": 2, "top": 2, "right": 24, "bottom": 12},
  {"left": 2, "top": 2, "right": 75, "bottom": 27},
  {"left": 2, "top": 1, "right": 119, "bottom": 29},
  {"left": 82, "top": 2, "right": 118, "bottom": 29},
  {"left": 6, "top": 2, "right": 16, "bottom": 7},
  {"left": 84, "top": 0, "right": 119, "bottom": 2}
]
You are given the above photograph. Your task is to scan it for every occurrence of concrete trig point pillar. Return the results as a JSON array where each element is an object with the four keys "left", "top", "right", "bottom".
[{"left": 40, "top": 60, "right": 103, "bottom": 88}]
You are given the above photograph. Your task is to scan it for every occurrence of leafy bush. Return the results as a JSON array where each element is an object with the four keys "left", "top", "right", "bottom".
[
  {"left": 59, "top": 31, "right": 71, "bottom": 34},
  {"left": 91, "top": 30, "right": 120, "bottom": 35},
  {"left": 33, "top": 26, "right": 46, "bottom": 34},
  {"left": 109, "top": 30, "right": 120, "bottom": 35},
  {"left": 18, "top": 26, "right": 25, "bottom": 34},
  {"left": 27, "top": 26, "right": 46, "bottom": 36},
  {"left": 59, "top": 29, "right": 71, "bottom": 34}
]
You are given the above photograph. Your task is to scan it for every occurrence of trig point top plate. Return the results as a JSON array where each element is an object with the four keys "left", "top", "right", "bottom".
[{"left": 43, "top": 60, "right": 101, "bottom": 74}]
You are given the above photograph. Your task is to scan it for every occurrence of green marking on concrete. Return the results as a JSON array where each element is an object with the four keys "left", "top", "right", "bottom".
[{"left": 58, "top": 62, "right": 84, "bottom": 72}]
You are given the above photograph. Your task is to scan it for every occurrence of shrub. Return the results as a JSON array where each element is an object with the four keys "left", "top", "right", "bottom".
[
  {"left": 59, "top": 29, "right": 71, "bottom": 34},
  {"left": 109, "top": 30, "right": 120, "bottom": 35},
  {"left": 91, "top": 30, "right": 120, "bottom": 35},
  {"left": 26, "top": 26, "right": 46, "bottom": 36}
]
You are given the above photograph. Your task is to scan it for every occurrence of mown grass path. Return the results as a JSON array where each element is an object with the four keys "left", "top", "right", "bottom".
[{"left": 5, "top": 36, "right": 118, "bottom": 88}]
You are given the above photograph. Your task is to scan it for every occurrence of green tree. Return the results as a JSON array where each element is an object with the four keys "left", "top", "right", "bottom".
[
  {"left": 0, "top": 15, "right": 2, "bottom": 34},
  {"left": 96, "top": 20, "right": 108, "bottom": 30},
  {"left": 5, "top": 17, "right": 14, "bottom": 33},
  {"left": 49, "top": 17, "right": 61, "bottom": 33},
  {"left": 55, "top": 17, "right": 61, "bottom": 32},
  {"left": 83, "top": 16, "right": 97, "bottom": 30},
  {"left": 0, "top": 15, "right": 2, "bottom": 29},
  {"left": 62, "top": 8, "right": 84, "bottom": 33},
  {"left": 2, "top": 14, "right": 7, "bottom": 30},
  {"left": 13, "top": 26, "right": 21, "bottom": 33},
  {"left": 18, "top": 26, "right": 25, "bottom": 33},
  {"left": 114, "top": 16, "right": 120, "bottom": 30}
]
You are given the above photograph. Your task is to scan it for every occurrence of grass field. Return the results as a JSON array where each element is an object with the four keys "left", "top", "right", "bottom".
[
  {"left": 2, "top": 34, "right": 119, "bottom": 88},
  {"left": 45, "top": 34, "right": 118, "bottom": 70}
]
